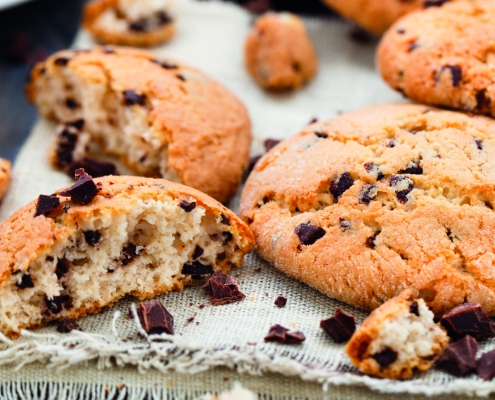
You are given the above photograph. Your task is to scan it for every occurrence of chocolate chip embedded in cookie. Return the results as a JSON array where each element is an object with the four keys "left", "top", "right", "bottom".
[
  {"left": 244, "top": 12, "right": 318, "bottom": 91},
  {"left": 0, "top": 176, "right": 254, "bottom": 339},
  {"left": 240, "top": 103, "right": 495, "bottom": 316},
  {"left": 378, "top": 0, "right": 495, "bottom": 118},
  {"left": 346, "top": 290, "right": 448, "bottom": 379},
  {"left": 27, "top": 47, "right": 252, "bottom": 203},
  {"left": 0, "top": 158, "right": 11, "bottom": 202},
  {"left": 83, "top": 0, "right": 177, "bottom": 47}
]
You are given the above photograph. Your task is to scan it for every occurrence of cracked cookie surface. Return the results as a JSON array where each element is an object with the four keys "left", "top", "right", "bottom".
[
  {"left": 378, "top": 0, "right": 495, "bottom": 117},
  {"left": 240, "top": 103, "right": 495, "bottom": 316}
]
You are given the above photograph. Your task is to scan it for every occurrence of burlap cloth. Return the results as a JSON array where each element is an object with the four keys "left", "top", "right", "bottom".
[{"left": 0, "top": 1, "right": 493, "bottom": 398}]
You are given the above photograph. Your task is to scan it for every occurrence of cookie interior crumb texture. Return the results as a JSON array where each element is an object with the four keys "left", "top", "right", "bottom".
[
  {"left": 240, "top": 103, "right": 495, "bottom": 316},
  {"left": 26, "top": 47, "right": 252, "bottom": 203},
  {"left": 0, "top": 158, "right": 11, "bottom": 201},
  {"left": 83, "top": 0, "right": 177, "bottom": 47},
  {"left": 244, "top": 12, "right": 318, "bottom": 91},
  {"left": 0, "top": 176, "right": 254, "bottom": 339},
  {"left": 346, "top": 290, "right": 449, "bottom": 379}
]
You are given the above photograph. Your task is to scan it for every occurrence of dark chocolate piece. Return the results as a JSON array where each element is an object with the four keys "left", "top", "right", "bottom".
[
  {"left": 138, "top": 300, "right": 174, "bottom": 335},
  {"left": 366, "top": 231, "right": 380, "bottom": 249},
  {"left": 34, "top": 195, "right": 60, "bottom": 217},
  {"left": 264, "top": 138, "right": 280, "bottom": 152},
  {"left": 475, "top": 139, "right": 483, "bottom": 150},
  {"left": 55, "top": 259, "right": 69, "bottom": 279},
  {"left": 314, "top": 131, "right": 328, "bottom": 138},
  {"left": 203, "top": 271, "right": 246, "bottom": 305},
  {"left": 182, "top": 261, "right": 213, "bottom": 279},
  {"left": 54, "top": 57, "right": 70, "bottom": 66},
  {"left": 363, "top": 162, "right": 384, "bottom": 180},
  {"left": 156, "top": 11, "right": 171, "bottom": 25},
  {"left": 192, "top": 245, "right": 204, "bottom": 260},
  {"left": 220, "top": 214, "right": 231, "bottom": 225},
  {"left": 129, "top": 18, "right": 149, "bottom": 32},
  {"left": 83, "top": 230, "right": 101, "bottom": 247},
  {"left": 436, "top": 335, "right": 477, "bottom": 377},
  {"left": 295, "top": 222, "right": 325, "bottom": 246},
  {"left": 44, "top": 294, "right": 72, "bottom": 315},
  {"left": 339, "top": 218, "right": 351, "bottom": 231},
  {"left": 476, "top": 90, "right": 491, "bottom": 114},
  {"left": 222, "top": 231, "right": 233, "bottom": 245},
  {"left": 66, "top": 119, "right": 85, "bottom": 131},
  {"left": 246, "top": 155, "right": 262, "bottom": 175},
  {"left": 59, "top": 169, "right": 98, "bottom": 205},
  {"left": 359, "top": 184, "right": 377, "bottom": 205},
  {"left": 441, "top": 65, "right": 462, "bottom": 86},
  {"left": 68, "top": 157, "right": 118, "bottom": 179},
  {"left": 65, "top": 98, "right": 79, "bottom": 109},
  {"left": 424, "top": 0, "right": 450, "bottom": 8},
  {"left": 151, "top": 59, "right": 178, "bottom": 69},
  {"left": 410, "top": 301, "right": 420, "bottom": 316},
  {"left": 372, "top": 347, "right": 398, "bottom": 368},
  {"left": 440, "top": 302, "right": 495, "bottom": 340},
  {"left": 121, "top": 243, "right": 138, "bottom": 266},
  {"left": 401, "top": 161, "right": 423, "bottom": 175},
  {"left": 320, "top": 308, "right": 356, "bottom": 343},
  {"left": 179, "top": 199, "right": 196, "bottom": 212},
  {"left": 330, "top": 172, "right": 354, "bottom": 200},
  {"left": 389, "top": 175, "right": 413, "bottom": 203},
  {"left": 57, "top": 318, "right": 83, "bottom": 333},
  {"left": 264, "top": 324, "right": 305, "bottom": 345},
  {"left": 477, "top": 349, "right": 495, "bottom": 380},
  {"left": 274, "top": 296, "right": 287, "bottom": 307},
  {"left": 123, "top": 90, "right": 147, "bottom": 106},
  {"left": 16, "top": 274, "right": 34, "bottom": 289}
]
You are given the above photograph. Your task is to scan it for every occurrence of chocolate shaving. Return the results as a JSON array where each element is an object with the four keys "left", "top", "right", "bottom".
[
  {"left": 83, "top": 230, "right": 101, "bottom": 247},
  {"left": 320, "top": 308, "right": 356, "bottom": 343},
  {"left": 203, "top": 271, "right": 246, "bottom": 305},
  {"left": 436, "top": 335, "right": 478, "bottom": 377},
  {"left": 34, "top": 195, "right": 60, "bottom": 217},
  {"left": 179, "top": 199, "right": 196, "bottom": 212},
  {"left": 274, "top": 296, "right": 287, "bottom": 307},
  {"left": 182, "top": 261, "right": 213, "bottom": 279},
  {"left": 314, "top": 132, "right": 328, "bottom": 138},
  {"left": 264, "top": 324, "right": 305, "bottom": 345},
  {"left": 137, "top": 301, "right": 174, "bottom": 335},
  {"left": 44, "top": 294, "right": 72, "bottom": 316},
  {"left": 16, "top": 274, "right": 34, "bottom": 289},
  {"left": 440, "top": 302, "right": 495, "bottom": 340},
  {"left": 57, "top": 318, "right": 83, "bottom": 333},
  {"left": 59, "top": 169, "right": 98, "bottom": 205}
]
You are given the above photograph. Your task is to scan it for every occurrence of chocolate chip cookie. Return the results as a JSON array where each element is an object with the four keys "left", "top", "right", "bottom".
[
  {"left": 26, "top": 47, "right": 252, "bottom": 203},
  {"left": 378, "top": 0, "right": 495, "bottom": 117},
  {"left": 83, "top": 0, "right": 176, "bottom": 47},
  {"left": 0, "top": 158, "right": 11, "bottom": 201},
  {"left": 240, "top": 103, "right": 495, "bottom": 316},
  {"left": 0, "top": 174, "right": 254, "bottom": 339},
  {"left": 346, "top": 290, "right": 448, "bottom": 379},
  {"left": 244, "top": 12, "right": 318, "bottom": 91}
]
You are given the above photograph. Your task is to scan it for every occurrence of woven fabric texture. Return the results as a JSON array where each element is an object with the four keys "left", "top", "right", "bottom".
[{"left": 0, "top": 1, "right": 492, "bottom": 398}]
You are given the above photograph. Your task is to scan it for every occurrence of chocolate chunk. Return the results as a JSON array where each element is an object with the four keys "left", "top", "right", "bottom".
[
  {"left": 475, "top": 139, "right": 483, "bottom": 150},
  {"left": 366, "top": 231, "right": 380, "bottom": 249},
  {"left": 121, "top": 243, "right": 138, "bottom": 266},
  {"left": 220, "top": 214, "right": 231, "bottom": 225},
  {"left": 264, "top": 138, "right": 280, "bottom": 152},
  {"left": 66, "top": 119, "right": 85, "bottom": 131},
  {"left": 103, "top": 47, "right": 115, "bottom": 54},
  {"left": 138, "top": 300, "right": 174, "bottom": 335},
  {"left": 151, "top": 59, "right": 178, "bottom": 69},
  {"left": 182, "top": 261, "right": 213, "bottom": 279},
  {"left": 177, "top": 74, "right": 186, "bottom": 82},
  {"left": 246, "top": 155, "right": 262, "bottom": 176},
  {"left": 129, "top": 18, "right": 149, "bottom": 32},
  {"left": 34, "top": 195, "right": 60, "bottom": 217},
  {"left": 203, "top": 271, "right": 246, "bottom": 305},
  {"left": 440, "top": 302, "right": 495, "bottom": 340},
  {"left": 364, "top": 162, "right": 384, "bottom": 180},
  {"left": 156, "top": 11, "right": 171, "bottom": 25},
  {"left": 359, "top": 184, "right": 378, "bottom": 205},
  {"left": 179, "top": 199, "right": 196, "bottom": 212},
  {"left": 440, "top": 65, "right": 462, "bottom": 86},
  {"left": 192, "top": 245, "right": 204, "bottom": 260},
  {"left": 44, "top": 294, "right": 71, "bottom": 315},
  {"left": 397, "top": 28, "right": 406, "bottom": 34},
  {"left": 68, "top": 157, "right": 118, "bottom": 179},
  {"left": 436, "top": 335, "right": 478, "bottom": 377},
  {"left": 410, "top": 301, "right": 420, "bottom": 316},
  {"left": 339, "top": 218, "right": 351, "bottom": 231},
  {"left": 387, "top": 139, "right": 396, "bottom": 148},
  {"left": 330, "top": 172, "right": 354, "bottom": 200},
  {"left": 16, "top": 273, "right": 34, "bottom": 289},
  {"left": 314, "top": 131, "right": 328, "bottom": 138},
  {"left": 389, "top": 175, "right": 413, "bottom": 203},
  {"left": 424, "top": 0, "right": 450, "bottom": 7},
  {"left": 57, "top": 318, "right": 82, "bottom": 333},
  {"left": 123, "top": 90, "right": 147, "bottom": 106},
  {"left": 477, "top": 349, "right": 495, "bottom": 380},
  {"left": 295, "top": 222, "right": 325, "bottom": 246},
  {"left": 476, "top": 90, "right": 491, "bottom": 114},
  {"left": 55, "top": 129, "right": 78, "bottom": 167},
  {"left": 274, "top": 296, "right": 287, "bottom": 307},
  {"left": 401, "top": 161, "right": 423, "bottom": 175},
  {"left": 222, "top": 231, "right": 233, "bottom": 245},
  {"left": 59, "top": 169, "right": 98, "bottom": 205},
  {"left": 83, "top": 230, "right": 101, "bottom": 246},
  {"left": 65, "top": 98, "right": 79, "bottom": 110},
  {"left": 372, "top": 347, "right": 398, "bottom": 368},
  {"left": 320, "top": 308, "right": 356, "bottom": 343},
  {"left": 54, "top": 57, "right": 70, "bottom": 66},
  {"left": 408, "top": 41, "right": 419, "bottom": 52},
  {"left": 55, "top": 259, "right": 69, "bottom": 279},
  {"left": 264, "top": 324, "right": 305, "bottom": 345}
]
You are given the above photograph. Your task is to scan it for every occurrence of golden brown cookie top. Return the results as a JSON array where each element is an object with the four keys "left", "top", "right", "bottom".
[
  {"left": 378, "top": 0, "right": 495, "bottom": 116},
  {"left": 240, "top": 103, "right": 495, "bottom": 316},
  {"left": 26, "top": 47, "right": 252, "bottom": 203},
  {"left": 0, "top": 175, "right": 254, "bottom": 284}
]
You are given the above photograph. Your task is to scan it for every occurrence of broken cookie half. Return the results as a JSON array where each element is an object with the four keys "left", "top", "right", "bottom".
[
  {"left": 0, "top": 175, "right": 254, "bottom": 339},
  {"left": 346, "top": 290, "right": 449, "bottom": 379}
]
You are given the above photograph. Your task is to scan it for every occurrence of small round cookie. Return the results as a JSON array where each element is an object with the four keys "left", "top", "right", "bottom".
[
  {"left": 244, "top": 12, "right": 318, "bottom": 91},
  {"left": 346, "top": 290, "right": 448, "bottom": 379},
  {"left": 26, "top": 47, "right": 252, "bottom": 204},
  {"left": 0, "top": 158, "right": 11, "bottom": 201},
  {"left": 0, "top": 174, "right": 254, "bottom": 339},
  {"left": 320, "top": 0, "right": 428, "bottom": 36},
  {"left": 378, "top": 0, "right": 495, "bottom": 117},
  {"left": 83, "top": 0, "right": 176, "bottom": 47},
  {"left": 240, "top": 103, "right": 495, "bottom": 317}
]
